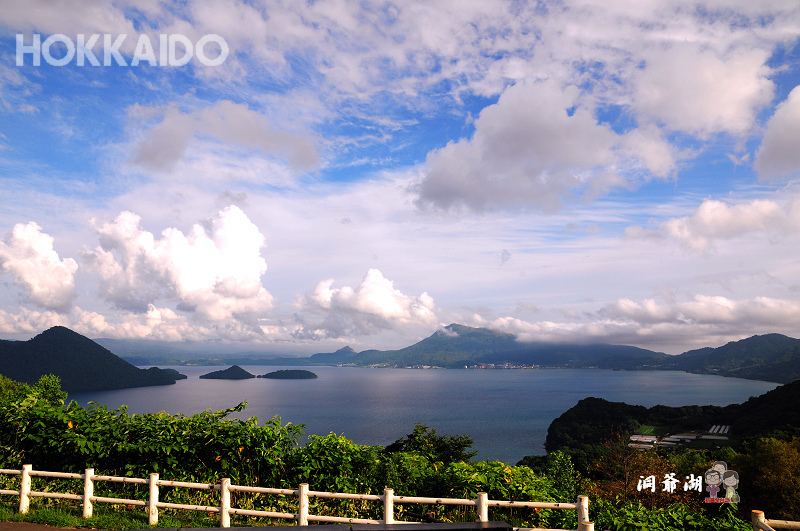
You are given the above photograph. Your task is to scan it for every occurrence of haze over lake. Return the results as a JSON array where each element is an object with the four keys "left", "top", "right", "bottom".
[{"left": 69, "top": 367, "right": 779, "bottom": 465}]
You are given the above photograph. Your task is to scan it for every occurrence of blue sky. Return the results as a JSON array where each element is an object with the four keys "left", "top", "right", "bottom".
[{"left": 1, "top": 0, "right": 800, "bottom": 355}]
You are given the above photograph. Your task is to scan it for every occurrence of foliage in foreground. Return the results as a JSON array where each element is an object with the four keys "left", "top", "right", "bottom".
[{"left": 0, "top": 374, "right": 760, "bottom": 530}]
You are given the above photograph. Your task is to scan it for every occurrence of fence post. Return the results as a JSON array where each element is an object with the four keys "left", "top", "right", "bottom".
[
  {"left": 83, "top": 468, "right": 94, "bottom": 518},
  {"left": 220, "top": 478, "right": 231, "bottom": 528},
  {"left": 148, "top": 473, "right": 159, "bottom": 526},
  {"left": 476, "top": 492, "right": 488, "bottom": 522},
  {"left": 579, "top": 522, "right": 594, "bottom": 531},
  {"left": 298, "top": 483, "right": 309, "bottom": 525},
  {"left": 19, "top": 465, "right": 32, "bottom": 514},
  {"left": 752, "top": 510, "right": 766, "bottom": 531},
  {"left": 383, "top": 488, "right": 394, "bottom": 524},
  {"left": 577, "top": 495, "right": 590, "bottom": 529}
]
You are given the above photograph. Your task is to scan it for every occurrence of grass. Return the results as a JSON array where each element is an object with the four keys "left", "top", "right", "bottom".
[
  {"left": 0, "top": 499, "right": 292, "bottom": 529},
  {"left": 637, "top": 425, "right": 670, "bottom": 436}
]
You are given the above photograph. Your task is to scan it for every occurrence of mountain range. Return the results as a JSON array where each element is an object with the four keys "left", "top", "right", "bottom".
[
  {"left": 299, "top": 324, "right": 800, "bottom": 383},
  {"left": 2, "top": 324, "right": 800, "bottom": 392}
]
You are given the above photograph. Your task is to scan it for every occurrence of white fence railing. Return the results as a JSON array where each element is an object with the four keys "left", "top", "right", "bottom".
[
  {"left": 0, "top": 465, "right": 594, "bottom": 530},
  {"left": 752, "top": 510, "right": 800, "bottom": 531}
]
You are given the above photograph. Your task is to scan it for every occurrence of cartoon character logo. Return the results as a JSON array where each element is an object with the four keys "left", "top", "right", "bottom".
[
  {"left": 723, "top": 470, "right": 740, "bottom": 502},
  {"left": 703, "top": 461, "right": 740, "bottom": 503},
  {"left": 705, "top": 468, "right": 722, "bottom": 499}
]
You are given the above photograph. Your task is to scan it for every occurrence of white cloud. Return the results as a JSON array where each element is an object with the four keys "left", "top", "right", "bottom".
[
  {"left": 0, "top": 222, "right": 78, "bottom": 312},
  {"left": 631, "top": 43, "right": 774, "bottom": 136},
  {"left": 469, "top": 293, "right": 800, "bottom": 352},
  {"left": 0, "top": 0, "right": 142, "bottom": 46},
  {"left": 626, "top": 196, "right": 800, "bottom": 250},
  {"left": 416, "top": 80, "right": 678, "bottom": 212},
  {"left": 755, "top": 85, "right": 800, "bottom": 182},
  {"left": 295, "top": 268, "right": 438, "bottom": 338},
  {"left": 83, "top": 206, "right": 273, "bottom": 324},
  {"left": 129, "top": 100, "right": 319, "bottom": 172}
]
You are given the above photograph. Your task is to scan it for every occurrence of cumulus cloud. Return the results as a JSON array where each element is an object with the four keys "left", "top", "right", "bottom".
[
  {"left": 631, "top": 44, "right": 774, "bottom": 136},
  {"left": 626, "top": 196, "right": 800, "bottom": 250},
  {"left": 755, "top": 86, "right": 800, "bottom": 182},
  {"left": 0, "top": 222, "right": 78, "bottom": 312},
  {"left": 416, "top": 80, "right": 677, "bottom": 212},
  {"left": 130, "top": 100, "right": 319, "bottom": 172},
  {"left": 83, "top": 206, "right": 273, "bottom": 324},
  {"left": 468, "top": 293, "right": 800, "bottom": 351},
  {"left": 600, "top": 294, "right": 800, "bottom": 332},
  {"left": 295, "top": 269, "right": 437, "bottom": 338}
]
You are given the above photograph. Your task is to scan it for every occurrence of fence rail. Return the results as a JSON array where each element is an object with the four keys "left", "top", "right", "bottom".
[
  {"left": 752, "top": 510, "right": 800, "bottom": 531},
  {"left": 0, "top": 465, "right": 594, "bottom": 530}
]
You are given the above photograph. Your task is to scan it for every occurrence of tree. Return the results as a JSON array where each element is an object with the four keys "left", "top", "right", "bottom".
[
  {"left": 384, "top": 424, "right": 477, "bottom": 464},
  {"left": 735, "top": 436, "right": 800, "bottom": 520}
]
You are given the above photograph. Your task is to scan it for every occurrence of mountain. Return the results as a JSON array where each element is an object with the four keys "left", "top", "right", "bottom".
[
  {"left": 313, "top": 326, "right": 800, "bottom": 383},
  {"left": 0, "top": 326, "right": 185, "bottom": 392},
  {"left": 307, "top": 346, "right": 358, "bottom": 364},
  {"left": 337, "top": 324, "right": 668, "bottom": 369},
  {"left": 198, "top": 365, "right": 255, "bottom": 379},
  {"left": 664, "top": 333, "right": 800, "bottom": 383}
]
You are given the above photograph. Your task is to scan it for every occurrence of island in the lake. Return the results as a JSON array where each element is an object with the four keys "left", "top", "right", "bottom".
[
  {"left": 198, "top": 365, "right": 255, "bottom": 380},
  {"left": 258, "top": 369, "right": 318, "bottom": 379}
]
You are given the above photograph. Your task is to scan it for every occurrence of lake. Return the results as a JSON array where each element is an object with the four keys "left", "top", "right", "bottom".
[{"left": 68, "top": 366, "right": 779, "bottom": 465}]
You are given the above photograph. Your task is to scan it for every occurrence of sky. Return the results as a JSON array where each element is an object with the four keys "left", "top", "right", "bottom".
[{"left": 1, "top": 0, "right": 800, "bottom": 356}]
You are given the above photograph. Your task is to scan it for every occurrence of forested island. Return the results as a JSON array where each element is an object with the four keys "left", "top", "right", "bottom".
[
  {"left": 258, "top": 369, "right": 318, "bottom": 379},
  {"left": 198, "top": 365, "right": 255, "bottom": 380}
]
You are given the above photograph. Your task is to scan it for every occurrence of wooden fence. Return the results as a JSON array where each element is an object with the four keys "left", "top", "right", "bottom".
[
  {"left": 752, "top": 510, "right": 800, "bottom": 531},
  {"left": 0, "top": 465, "right": 594, "bottom": 531}
]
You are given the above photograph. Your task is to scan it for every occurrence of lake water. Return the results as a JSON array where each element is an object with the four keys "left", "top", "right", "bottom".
[{"left": 68, "top": 367, "right": 779, "bottom": 465}]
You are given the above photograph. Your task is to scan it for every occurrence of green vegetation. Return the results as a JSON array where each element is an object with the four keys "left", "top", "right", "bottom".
[
  {"left": 2, "top": 373, "right": 787, "bottom": 530},
  {"left": 0, "top": 326, "right": 185, "bottom": 391},
  {"left": 258, "top": 369, "right": 318, "bottom": 379},
  {"left": 665, "top": 333, "right": 800, "bottom": 383},
  {"left": 198, "top": 365, "right": 255, "bottom": 379},
  {"left": 545, "top": 378, "right": 800, "bottom": 455},
  {"left": 535, "top": 379, "right": 800, "bottom": 524}
]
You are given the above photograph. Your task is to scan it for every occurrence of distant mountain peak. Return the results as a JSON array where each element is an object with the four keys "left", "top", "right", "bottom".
[
  {"left": 34, "top": 326, "right": 82, "bottom": 339},
  {"left": 334, "top": 346, "right": 356, "bottom": 355}
]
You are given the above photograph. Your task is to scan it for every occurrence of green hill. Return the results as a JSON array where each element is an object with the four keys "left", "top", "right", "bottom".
[
  {"left": 663, "top": 333, "right": 800, "bottom": 383},
  {"left": 545, "top": 377, "right": 800, "bottom": 452},
  {"left": 0, "top": 326, "right": 185, "bottom": 392}
]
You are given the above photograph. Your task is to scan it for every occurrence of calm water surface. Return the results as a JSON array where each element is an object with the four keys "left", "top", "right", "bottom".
[{"left": 69, "top": 367, "right": 779, "bottom": 465}]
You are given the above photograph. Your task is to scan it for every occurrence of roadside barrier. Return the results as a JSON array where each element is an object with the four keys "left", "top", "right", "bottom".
[
  {"left": 1, "top": 464, "right": 594, "bottom": 530},
  {"left": 751, "top": 510, "right": 800, "bottom": 531}
]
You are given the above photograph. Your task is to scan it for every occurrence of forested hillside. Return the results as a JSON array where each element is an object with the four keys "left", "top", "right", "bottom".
[
  {"left": 545, "top": 377, "right": 800, "bottom": 453},
  {"left": 0, "top": 327, "right": 185, "bottom": 392}
]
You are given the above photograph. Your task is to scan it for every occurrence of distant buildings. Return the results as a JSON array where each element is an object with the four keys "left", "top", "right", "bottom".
[{"left": 628, "top": 425, "right": 731, "bottom": 450}]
